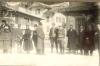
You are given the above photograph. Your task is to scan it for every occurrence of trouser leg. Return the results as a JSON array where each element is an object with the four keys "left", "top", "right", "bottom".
[
  {"left": 62, "top": 40, "right": 64, "bottom": 54},
  {"left": 90, "top": 49, "right": 93, "bottom": 56},
  {"left": 84, "top": 49, "right": 89, "bottom": 55},
  {"left": 55, "top": 39, "right": 58, "bottom": 53},
  {"left": 50, "top": 39, "right": 54, "bottom": 53},
  {"left": 42, "top": 44, "right": 44, "bottom": 54},
  {"left": 60, "top": 40, "right": 64, "bottom": 54},
  {"left": 59, "top": 41, "right": 62, "bottom": 54},
  {"left": 68, "top": 44, "right": 71, "bottom": 54},
  {"left": 34, "top": 42, "right": 37, "bottom": 53}
]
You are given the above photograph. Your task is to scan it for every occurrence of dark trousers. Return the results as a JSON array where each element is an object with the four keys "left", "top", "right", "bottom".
[
  {"left": 50, "top": 37, "right": 58, "bottom": 53},
  {"left": 84, "top": 49, "right": 93, "bottom": 55},
  {"left": 34, "top": 41, "right": 37, "bottom": 52}
]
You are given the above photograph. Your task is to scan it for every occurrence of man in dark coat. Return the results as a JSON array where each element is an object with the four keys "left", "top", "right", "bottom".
[
  {"left": 32, "top": 24, "right": 38, "bottom": 53},
  {"left": 83, "top": 24, "right": 95, "bottom": 55},
  {"left": 67, "top": 25, "right": 78, "bottom": 54},
  {"left": 79, "top": 26, "right": 84, "bottom": 55},
  {"left": 36, "top": 22, "right": 45, "bottom": 54}
]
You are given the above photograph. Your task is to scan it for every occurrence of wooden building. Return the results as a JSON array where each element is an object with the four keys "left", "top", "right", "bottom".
[{"left": 0, "top": 1, "right": 43, "bottom": 29}]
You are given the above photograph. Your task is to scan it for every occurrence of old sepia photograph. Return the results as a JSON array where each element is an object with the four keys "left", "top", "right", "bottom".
[{"left": 0, "top": 0, "right": 99, "bottom": 66}]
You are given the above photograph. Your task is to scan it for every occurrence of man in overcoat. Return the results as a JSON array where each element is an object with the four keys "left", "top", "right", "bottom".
[
  {"left": 36, "top": 22, "right": 45, "bottom": 54},
  {"left": 79, "top": 25, "right": 84, "bottom": 55},
  {"left": 67, "top": 25, "right": 78, "bottom": 54}
]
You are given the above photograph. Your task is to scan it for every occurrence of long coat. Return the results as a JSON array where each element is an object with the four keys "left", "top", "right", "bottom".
[
  {"left": 67, "top": 29, "right": 78, "bottom": 50},
  {"left": 22, "top": 29, "right": 33, "bottom": 51},
  {"left": 32, "top": 30, "right": 38, "bottom": 48},
  {"left": 36, "top": 26, "right": 45, "bottom": 50},
  {"left": 78, "top": 30, "right": 84, "bottom": 50},
  {"left": 83, "top": 30, "right": 95, "bottom": 50}
]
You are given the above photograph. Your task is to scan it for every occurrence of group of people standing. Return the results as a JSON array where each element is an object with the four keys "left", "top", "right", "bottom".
[
  {"left": 0, "top": 20, "right": 97, "bottom": 55},
  {"left": 0, "top": 20, "right": 45, "bottom": 54},
  {"left": 19, "top": 22, "right": 45, "bottom": 54},
  {"left": 49, "top": 23, "right": 97, "bottom": 55},
  {"left": 78, "top": 24, "right": 96, "bottom": 55}
]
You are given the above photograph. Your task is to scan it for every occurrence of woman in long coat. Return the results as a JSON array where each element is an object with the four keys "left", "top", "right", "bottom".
[
  {"left": 36, "top": 23, "right": 45, "bottom": 54},
  {"left": 32, "top": 24, "right": 38, "bottom": 53},
  {"left": 21, "top": 25, "right": 33, "bottom": 53},
  {"left": 83, "top": 24, "right": 95, "bottom": 55},
  {"left": 0, "top": 20, "right": 11, "bottom": 53}
]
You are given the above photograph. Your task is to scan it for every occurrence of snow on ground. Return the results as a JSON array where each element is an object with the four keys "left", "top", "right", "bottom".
[
  {"left": 0, "top": 49, "right": 98, "bottom": 66},
  {"left": 0, "top": 39, "right": 98, "bottom": 66}
]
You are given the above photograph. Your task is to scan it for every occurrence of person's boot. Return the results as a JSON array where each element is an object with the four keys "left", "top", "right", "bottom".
[{"left": 90, "top": 50, "right": 93, "bottom": 56}]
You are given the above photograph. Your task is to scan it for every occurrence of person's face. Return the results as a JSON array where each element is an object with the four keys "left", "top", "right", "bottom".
[
  {"left": 26, "top": 25, "right": 29, "bottom": 29},
  {"left": 80, "top": 26, "right": 83, "bottom": 29},
  {"left": 52, "top": 23, "right": 55, "bottom": 27},
  {"left": 34, "top": 26, "right": 37, "bottom": 30},
  {"left": 70, "top": 25, "right": 73, "bottom": 29},
  {"left": 59, "top": 26, "right": 62, "bottom": 29}
]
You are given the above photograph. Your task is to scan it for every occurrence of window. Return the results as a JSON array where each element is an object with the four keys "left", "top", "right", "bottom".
[{"left": 35, "top": 9, "right": 40, "bottom": 15}]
